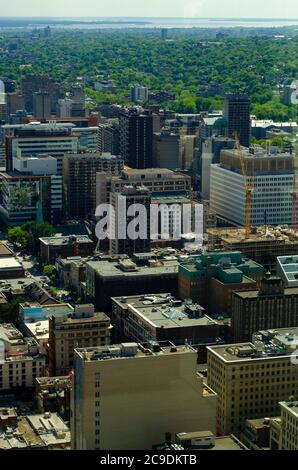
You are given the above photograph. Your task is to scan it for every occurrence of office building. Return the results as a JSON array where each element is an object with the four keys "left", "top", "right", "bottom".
[
  {"left": 63, "top": 151, "right": 124, "bottom": 220},
  {"left": 0, "top": 162, "right": 62, "bottom": 226},
  {"left": 48, "top": 304, "right": 111, "bottom": 376},
  {"left": 223, "top": 94, "right": 251, "bottom": 147},
  {"left": 207, "top": 327, "right": 298, "bottom": 435},
  {"left": 112, "top": 293, "right": 225, "bottom": 361},
  {"left": 96, "top": 167, "right": 191, "bottom": 206},
  {"left": 179, "top": 251, "right": 263, "bottom": 315},
  {"left": 210, "top": 147, "right": 295, "bottom": 227},
  {"left": 21, "top": 75, "right": 61, "bottom": 113},
  {"left": 231, "top": 273, "right": 298, "bottom": 342},
  {"left": 39, "top": 235, "right": 94, "bottom": 263},
  {"left": 71, "top": 126, "right": 98, "bottom": 151},
  {"left": 0, "top": 323, "right": 45, "bottom": 391},
  {"left": 71, "top": 341, "right": 217, "bottom": 450},
  {"left": 131, "top": 85, "right": 149, "bottom": 103},
  {"left": 85, "top": 255, "right": 179, "bottom": 311},
  {"left": 119, "top": 108, "right": 154, "bottom": 168},
  {"left": 33, "top": 91, "right": 51, "bottom": 119},
  {"left": 6, "top": 92, "right": 25, "bottom": 116},
  {"left": 57, "top": 97, "right": 73, "bottom": 118},
  {"left": 200, "top": 136, "right": 235, "bottom": 199},
  {"left": 109, "top": 186, "right": 151, "bottom": 256},
  {"left": 4, "top": 122, "right": 80, "bottom": 174},
  {"left": 98, "top": 122, "right": 120, "bottom": 155},
  {"left": 69, "top": 84, "right": 86, "bottom": 117},
  {"left": 153, "top": 129, "right": 181, "bottom": 169}
]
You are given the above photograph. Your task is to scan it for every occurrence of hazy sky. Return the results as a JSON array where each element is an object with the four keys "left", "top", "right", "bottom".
[{"left": 1, "top": 0, "right": 297, "bottom": 19}]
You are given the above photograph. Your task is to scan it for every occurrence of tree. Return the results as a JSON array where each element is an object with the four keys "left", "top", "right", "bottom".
[
  {"left": 7, "top": 227, "right": 29, "bottom": 249},
  {"left": 43, "top": 264, "right": 58, "bottom": 282},
  {"left": 0, "top": 297, "right": 25, "bottom": 326}
]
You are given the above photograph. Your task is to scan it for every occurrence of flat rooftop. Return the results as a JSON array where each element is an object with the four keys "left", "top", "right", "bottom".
[
  {"left": 112, "top": 294, "right": 212, "bottom": 329},
  {"left": 75, "top": 341, "right": 196, "bottom": 362},
  {"left": 0, "top": 257, "right": 23, "bottom": 270},
  {"left": 39, "top": 235, "right": 93, "bottom": 246},
  {"left": 280, "top": 401, "right": 298, "bottom": 418},
  {"left": 208, "top": 327, "right": 298, "bottom": 363},
  {"left": 24, "top": 320, "right": 49, "bottom": 340},
  {"left": 87, "top": 258, "right": 179, "bottom": 278}
]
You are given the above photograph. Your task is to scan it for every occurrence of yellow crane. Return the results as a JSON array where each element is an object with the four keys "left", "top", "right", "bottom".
[{"left": 235, "top": 138, "right": 254, "bottom": 240}]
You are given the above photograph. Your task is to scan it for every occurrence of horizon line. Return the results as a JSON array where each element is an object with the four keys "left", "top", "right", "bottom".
[{"left": 0, "top": 16, "right": 298, "bottom": 20}]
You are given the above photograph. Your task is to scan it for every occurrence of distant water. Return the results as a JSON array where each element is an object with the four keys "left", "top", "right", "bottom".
[{"left": 1, "top": 17, "right": 298, "bottom": 30}]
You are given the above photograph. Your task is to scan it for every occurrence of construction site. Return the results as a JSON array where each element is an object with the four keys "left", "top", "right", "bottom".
[{"left": 207, "top": 225, "right": 298, "bottom": 267}]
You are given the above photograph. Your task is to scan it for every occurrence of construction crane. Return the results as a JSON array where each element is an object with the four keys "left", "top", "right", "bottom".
[{"left": 235, "top": 137, "right": 254, "bottom": 240}]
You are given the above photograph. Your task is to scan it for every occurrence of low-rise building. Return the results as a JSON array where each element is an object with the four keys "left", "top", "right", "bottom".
[
  {"left": 36, "top": 376, "right": 72, "bottom": 421},
  {"left": 0, "top": 257, "right": 24, "bottom": 279},
  {"left": 0, "top": 324, "right": 45, "bottom": 391},
  {"left": 48, "top": 304, "right": 111, "bottom": 376},
  {"left": 39, "top": 235, "right": 94, "bottom": 263},
  {"left": 85, "top": 256, "right": 179, "bottom": 312},
  {"left": 112, "top": 294, "right": 224, "bottom": 362},
  {"left": 179, "top": 251, "right": 263, "bottom": 315},
  {"left": 0, "top": 409, "right": 70, "bottom": 450}
]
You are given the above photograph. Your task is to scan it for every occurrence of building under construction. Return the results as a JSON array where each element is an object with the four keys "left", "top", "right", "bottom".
[{"left": 207, "top": 225, "right": 298, "bottom": 268}]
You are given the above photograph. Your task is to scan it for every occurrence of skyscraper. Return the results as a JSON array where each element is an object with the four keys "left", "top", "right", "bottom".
[
  {"left": 33, "top": 91, "right": 51, "bottom": 119},
  {"left": 109, "top": 185, "right": 151, "bottom": 256},
  {"left": 223, "top": 94, "right": 251, "bottom": 148},
  {"left": 119, "top": 108, "right": 153, "bottom": 169}
]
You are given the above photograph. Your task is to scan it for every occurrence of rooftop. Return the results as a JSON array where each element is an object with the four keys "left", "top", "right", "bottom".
[
  {"left": 112, "top": 294, "right": 213, "bottom": 330},
  {"left": 0, "top": 257, "right": 23, "bottom": 270},
  {"left": 208, "top": 327, "right": 298, "bottom": 363},
  {"left": 75, "top": 341, "right": 196, "bottom": 362},
  {"left": 39, "top": 235, "right": 93, "bottom": 246},
  {"left": 280, "top": 401, "right": 298, "bottom": 418},
  {"left": 87, "top": 257, "right": 179, "bottom": 278}
]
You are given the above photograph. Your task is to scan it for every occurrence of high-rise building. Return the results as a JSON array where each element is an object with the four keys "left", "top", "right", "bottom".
[
  {"left": 275, "top": 401, "right": 298, "bottom": 450},
  {"left": 223, "top": 94, "right": 251, "bottom": 148},
  {"left": 57, "top": 98, "right": 73, "bottom": 118},
  {"left": 131, "top": 85, "right": 149, "bottom": 103},
  {"left": 96, "top": 167, "right": 191, "bottom": 206},
  {"left": 98, "top": 122, "right": 120, "bottom": 155},
  {"left": 153, "top": 129, "right": 181, "bottom": 169},
  {"left": 6, "top": 93, "right": 25, "bottom": 116},
  {"left": 63, "top": 151, "right": 124, "bottom": 220},
  {"left": 109, "top": 186, "right": 151, "bottom": 256},
  {"left": 210, "top": 147, "right": 295, "bottom": 227},
  {"left": 207, "top": 327, "right": 298, "bottom": 435},
  {"left": 21, "top": 75, "right": 61, "bottom": 113},
  {"left": 119, "top": 108, "right": 154, "bottom": 169},
  {"left": 33, "top": 91, "right": 51, "bottom": 119},
  {"left": 48, "top": 304, "right": 111, "bottom": 376},
  {"left": 69, "top": 84, "right": 86, "bottom": 117},
  {"left": 231, "top": 273, "right": 298, "bottom": 342},
  {"left": 71, "top": 341, "right": 217, "bottom": 450}
]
